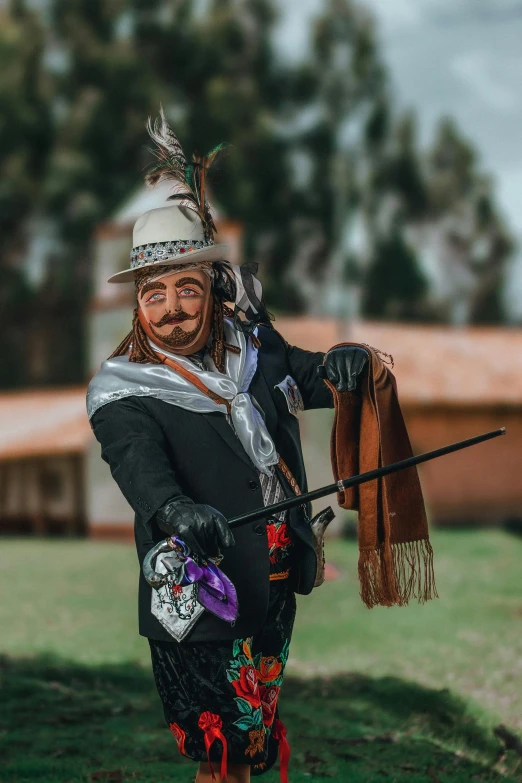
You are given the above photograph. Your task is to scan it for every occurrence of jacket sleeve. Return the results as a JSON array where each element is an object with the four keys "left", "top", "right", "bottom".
[
  {"left": 90, "top": 397, "right": 183, "bottom": 530},
  {"left": 270, "top": 327, "right": 334, "bottom": 410}
]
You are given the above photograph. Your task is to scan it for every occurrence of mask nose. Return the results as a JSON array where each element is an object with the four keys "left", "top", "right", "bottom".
[{"left": 167, "top": 288, "right": 182, "bottom": 312}]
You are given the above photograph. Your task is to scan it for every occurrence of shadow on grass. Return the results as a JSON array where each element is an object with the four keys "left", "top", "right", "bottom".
[{"left": 0, "top": 654, "right": 516, "bottom": 783}]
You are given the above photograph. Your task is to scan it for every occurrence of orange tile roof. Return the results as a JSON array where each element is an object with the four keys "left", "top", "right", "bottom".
[
  {"left": 275, "top": 318, "right": 522, "bottom": 407},
  {"left": 0, "top": 387, "right": 92, "bottom": 460},
  {"left": 0, "top": 320, "right": 520, "bottom": 463}
]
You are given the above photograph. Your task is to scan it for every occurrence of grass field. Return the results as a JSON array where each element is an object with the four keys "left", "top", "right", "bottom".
[{"left": 1, "top": 530, "right": 522, "bottom": 782}]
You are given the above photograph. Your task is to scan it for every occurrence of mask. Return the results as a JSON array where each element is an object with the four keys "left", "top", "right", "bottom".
[{"left": 136, "top": 267, "right": 213, "bottom": 356}]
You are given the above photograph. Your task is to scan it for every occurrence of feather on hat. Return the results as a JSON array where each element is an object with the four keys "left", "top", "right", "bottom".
[
  {"left": 108, "top": 106, "right": 230, "bottom": 283},
  {"left": 144, "top": 107, "right": 230, "bottom": 244},
  {"left": 107, "top": 108, "right": 271, "bottom": 337}
]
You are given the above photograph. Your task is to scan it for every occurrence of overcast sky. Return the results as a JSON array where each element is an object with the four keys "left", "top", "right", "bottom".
[{"left": 276, "top": 0, "right": 522, "bottom": 316}]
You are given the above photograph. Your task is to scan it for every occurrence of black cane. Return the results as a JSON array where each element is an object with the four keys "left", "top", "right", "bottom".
[{"left": 228, "top": 427, "right": 506, "bottom": 529}]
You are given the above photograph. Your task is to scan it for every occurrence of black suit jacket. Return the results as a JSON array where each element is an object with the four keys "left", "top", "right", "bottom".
[{"left": 90, "top": 326, "right": 333, "bottom": 642}]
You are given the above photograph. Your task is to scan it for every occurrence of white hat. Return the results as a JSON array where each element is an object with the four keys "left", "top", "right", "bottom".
[{"left": 107, "top": 204, "right": 229, "bottom": 284}]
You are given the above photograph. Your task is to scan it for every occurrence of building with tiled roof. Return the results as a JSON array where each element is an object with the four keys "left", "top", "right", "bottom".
[
  {"left": 277, "top": 318, "right": 522, "bottom": 527},
  {"left": 0, "top": 388, "right": 91, "bottom": 535},
  {"left": 1, "top": 182, "right": 521, "bottom": 536},
  {"left": 1, "top": 318, "right": 521, "bottom": 536}
]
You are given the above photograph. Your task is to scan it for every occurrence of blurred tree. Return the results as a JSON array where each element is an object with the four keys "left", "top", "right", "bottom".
[
  {"left": 284, "top": 0, "right": 391, "bottom": 316},
  {"left": 0, "top": 0, "right": 514, "bottom": 390},
  {"left": 359, "top": 112, "right": 513, "bottom": 325},
  {"left": 31, "top": 0, "right": 159, "bottom": 384},
  {"left": 359, "top": 110, "right": 433, "bottom": 321},
  {"left": 0, "top": 3, "right": 53, "bottom": 386},
  {"left": 406, "top": 118, "right": 514, "bottom": 324},
  {"left": 362, "top": 223, "right": 428, "bottom": 321},
  {"left": 380, "top": 111, "right": 428, "bottom": 221},
  {"left": 135, "top": 0, "right": 304, "bottom": 310},
  {"left": 426, "top": 118, "right": 512, "bottom": 324}
]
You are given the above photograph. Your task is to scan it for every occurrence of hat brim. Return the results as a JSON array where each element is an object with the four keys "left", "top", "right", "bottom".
[{"left": 107, "top": 243, "right": 230, "bottom": 283}]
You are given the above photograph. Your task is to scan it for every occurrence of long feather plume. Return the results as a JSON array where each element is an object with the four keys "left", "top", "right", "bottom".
[{"left": 144, "top": 105, "right": 230, "bottom": 243}]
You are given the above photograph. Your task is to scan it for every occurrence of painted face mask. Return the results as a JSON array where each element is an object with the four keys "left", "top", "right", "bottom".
[{"left": 137, "top": 266, "right": 213, "bottom": 356}]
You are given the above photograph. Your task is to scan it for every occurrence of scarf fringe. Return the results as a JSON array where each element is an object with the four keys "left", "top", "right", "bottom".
[{"left": 358, "top": 538, "right": 438, "bottom": 609}]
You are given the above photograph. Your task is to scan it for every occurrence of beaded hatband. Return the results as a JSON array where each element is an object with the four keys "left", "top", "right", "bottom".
[{"left": 130, "top": 239, "right": 213, "bottom": 270}]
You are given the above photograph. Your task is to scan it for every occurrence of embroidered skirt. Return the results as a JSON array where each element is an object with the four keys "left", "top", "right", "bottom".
[{"left": 148, "top": 575, "right": 296, "bottom": 778}]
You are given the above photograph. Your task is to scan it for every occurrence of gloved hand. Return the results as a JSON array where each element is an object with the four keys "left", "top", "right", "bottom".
[
  {"left": 155, "top": 497, "right": 235, "bottom": 559},
  {"left": 317, "top": 346, "right": 369, "bottom": 393}
]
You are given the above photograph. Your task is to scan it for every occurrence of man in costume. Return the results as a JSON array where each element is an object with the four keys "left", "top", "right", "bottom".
[{"left": 87, "top": 108, "right": 435, "bottom": 783}]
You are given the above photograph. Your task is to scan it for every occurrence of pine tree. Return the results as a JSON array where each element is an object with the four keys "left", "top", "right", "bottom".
[
  {"left": 285, "top": 0, "right": 390, "bottom": 315},
  {"left": 0, "top": 0, "right": 514, "bottom": 390},
  {"left": 0, "top": 3, "right": 52, "bottom": 387},
  {"left": 362, "top": 224, "right": 428, "bottom": 320},
  {"left": 415, "top": 118, "right": 513, "bottom": 324}
]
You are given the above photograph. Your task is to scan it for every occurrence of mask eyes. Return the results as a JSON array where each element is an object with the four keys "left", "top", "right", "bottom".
[
  {"left": 142, "top": 284, "right": 203, "bottom": 304},
  {"left": 178, "top": 287, "right": 201, "bottom": 297},
  {"left": 145, "top": 291, "right": 166, "bottom": 303}
]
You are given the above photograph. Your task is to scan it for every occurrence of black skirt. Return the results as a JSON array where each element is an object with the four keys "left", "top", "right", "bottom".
[{"left": 148, "top": 518, "right": 297, "bottom": 779}]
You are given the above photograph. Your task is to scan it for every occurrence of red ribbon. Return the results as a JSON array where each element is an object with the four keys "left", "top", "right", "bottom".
[
  {"left": 198, "top": 711, "right": 228, "bottom": 781},
  {"left": 272, "top": 718, "right": 290, "bottom": 783}
]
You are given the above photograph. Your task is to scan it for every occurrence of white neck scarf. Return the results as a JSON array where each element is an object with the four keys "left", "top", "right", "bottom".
[{"left": 87, "top": 320, "right": 279, "bottom": 474}]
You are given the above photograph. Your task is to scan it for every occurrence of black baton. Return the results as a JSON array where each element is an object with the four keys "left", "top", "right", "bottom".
[{"left": 228, "top": 428, "right": 506, "bottom": 529}]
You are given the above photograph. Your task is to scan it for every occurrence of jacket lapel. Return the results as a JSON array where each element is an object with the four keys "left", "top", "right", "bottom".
[
  {"left": 203, "top": 412, "right": 256, "bottom": 472},
  {"left": 249, "top": 366, "right": 279, "bottom": 442}
]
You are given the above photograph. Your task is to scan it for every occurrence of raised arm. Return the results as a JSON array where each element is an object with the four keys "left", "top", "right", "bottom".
[
  {"left": 266, "top": 328, "right": 369, "bottom": 410},
  {"left": 259, "top": 326, "right": 332, "bottom": 410}
]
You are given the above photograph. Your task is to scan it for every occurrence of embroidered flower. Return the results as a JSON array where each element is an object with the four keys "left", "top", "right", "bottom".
[
  {"left": 267, "top": 522, "right": 292, "bottom": 560},
  {"left": 275, "top": 524, "right": 292, "bottom": 548},
  {"left": 245, "top": 728, "right": 265, "bottom": 758},
  {"left": 259, "top": 684, "right": 280, "bottom": 727},
  {"left": 169, "top": 721, "right": 186, "bottom": 755},
  {"left": 258, "top": 656, "right": 282, "bottom": 683},
  {"left": 242, "top": 639, "right": 253, "bottom": 661},
  {"left": 267, "top": 521, "right": 292, "bottom": 565},
  {"left": 230, "top": 665, "right": 261, "bottom": 709}
]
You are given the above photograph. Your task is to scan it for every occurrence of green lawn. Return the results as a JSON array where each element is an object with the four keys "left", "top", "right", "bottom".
[{"left": 1, "top": 530, "right": 522, "bottom": 782}]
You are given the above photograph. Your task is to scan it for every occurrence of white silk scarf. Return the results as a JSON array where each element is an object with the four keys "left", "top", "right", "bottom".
[{"left": 86, "top": 320, "right": 279, "bottom": 474}]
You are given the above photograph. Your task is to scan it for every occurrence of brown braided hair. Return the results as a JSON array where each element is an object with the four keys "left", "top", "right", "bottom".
[{"left": 109, "top": 308, "right": 163, "bottom": 364}]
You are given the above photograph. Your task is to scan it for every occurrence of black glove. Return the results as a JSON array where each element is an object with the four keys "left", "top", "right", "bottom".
[
  {"left": 317, "top": 346, "right": 369, "bottom": 393},
  {"left": 155, "top": 497, "right": 235, "bottom": 559}
]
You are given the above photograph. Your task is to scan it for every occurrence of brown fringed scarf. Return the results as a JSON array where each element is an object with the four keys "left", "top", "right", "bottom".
[{"left": 326, "top": 342, "right": 438, "bottom": 609}]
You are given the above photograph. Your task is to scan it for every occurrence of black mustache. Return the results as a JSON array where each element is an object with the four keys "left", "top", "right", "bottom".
[{"left": 151, "top": 310, "right": 199, "bottom": 328}]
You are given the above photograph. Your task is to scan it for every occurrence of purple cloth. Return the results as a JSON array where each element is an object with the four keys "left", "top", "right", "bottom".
[{"left": 171, "top": 536, "right": 238, "bottom": 623}]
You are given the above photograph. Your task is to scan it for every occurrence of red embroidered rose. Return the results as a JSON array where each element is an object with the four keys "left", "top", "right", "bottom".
[
  {"left": 267, "top": 524, "right": 278, "bottom": 549},
  {"left": 274, "top": 524, "right": 292, "bottom": 548},
  {"left": 267, "top": 523, "right": 292, "bottom": 549},
  {"left": 171, "top": 584, "right": 183, "bottom": 597},
  {"left": 169, "top": 722, "right": 186, "bottom": 755},
  {"left": 259, "top": 684, "right": 280, "bottom": 727},
  {"left": 258, "top": 656, "right": 282, "bottom": 683},
  {"left": 231, "top": 665, "right": 261, "bottom": 709}
]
